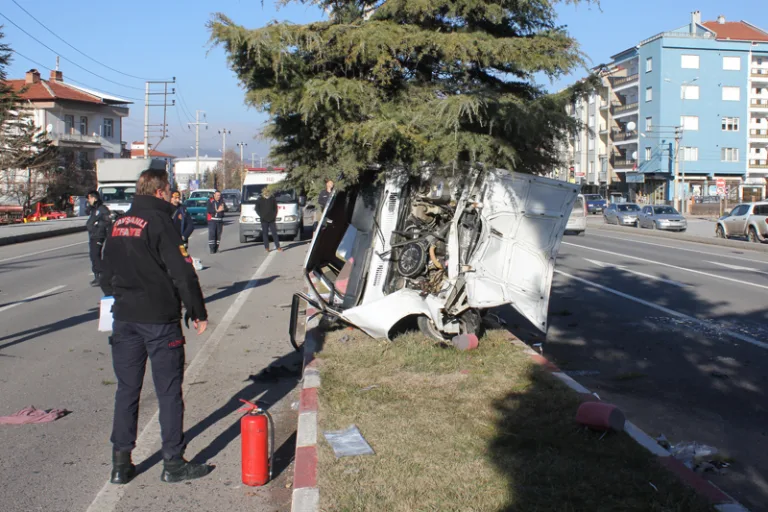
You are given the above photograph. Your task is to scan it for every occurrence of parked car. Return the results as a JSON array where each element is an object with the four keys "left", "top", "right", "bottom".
[
  {"left": 584, "top": 194, "right": 607, "bottom": 214},
  {"left": 222, "top": 191, "right": 241, "bottom": 212},
  {"left": 289, "top": 167, "right": 579, "bottom": 343},
  {"left": 565, "top": 194, "right": 587, "bottom": 235},
  {"left": 638, "top": 205, "right": 687, "bottom": 232},
  {"left": 716, "top": 202, "right": 768, "bottom": 242},
  {"left": 184, "top": 198, "right": 209, "bottom": 225},
  {"left": 603, "top": 203, "right": 641, "bottom": 226},
  {"left": 189, "top": 189, "right": 216, "bottom": 200}
]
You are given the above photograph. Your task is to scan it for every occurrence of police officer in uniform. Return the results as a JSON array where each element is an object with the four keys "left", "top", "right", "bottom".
[
  {"left": 86, "top": 190, "right": 110, "bottom": 286},
  {"left": 206, "top": 190, "right": 227, "bottom": 254},
  {"left": 100, "top": 168, "right": 211, "bottom": 484}
]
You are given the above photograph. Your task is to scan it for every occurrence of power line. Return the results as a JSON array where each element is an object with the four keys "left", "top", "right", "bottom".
[
  {"left": 10, "top": 49, "right": 144, "bottom": 102},
  {"left": 175, "top": 86, "right": 196, "bottom": 123},
  {"left": 9, "top": 0, "right": 169, "bottom": 82},
  {"left": 0, "top": 11, "right": 144, "bottom": 91}
]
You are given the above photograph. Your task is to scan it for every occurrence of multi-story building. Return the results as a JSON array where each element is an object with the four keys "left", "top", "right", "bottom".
[{"left": 564, "top": 11, "right": 768, "bottom": 205}]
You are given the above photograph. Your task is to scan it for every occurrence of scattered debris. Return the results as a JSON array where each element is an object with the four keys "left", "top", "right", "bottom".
[
  {"left": 193, "top": 258, "right": 203, "bottom": 271},
  {"left": 533, "top": 343, "right": 543, "bottom": 355},
  {"left": 0, "top": 406, "right": 70, "bottom": 425},
  {"left": 248, "top": 361, "right": 301, "bottom": 382},
  {"left": 323, "top": 425, "right": 375, "bottom": 458},
  {"left": 666, "top": 441, "right": 726, "bottom": 472},
  {"left": 339, "top": 335, "right": 350, "bottom": 343},
  {"left": 451, "top": 333, "right": 479, "bottom": 351},
  {"left": 291, "top": 401, "right": 300, "bottom": 411},
  {"left": 649, "top": 482, "right": 658, "bottom": 492},
  {"left": 360, "top": 385, "right": 379, "bottom": 392},
  {"left": 655, "top": 434, "right": 671, "bottom": 451}
]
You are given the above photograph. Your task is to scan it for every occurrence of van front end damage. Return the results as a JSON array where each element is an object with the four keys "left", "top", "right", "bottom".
[{"left": 290, "top": 167, "right": 579, "bottom": 343}]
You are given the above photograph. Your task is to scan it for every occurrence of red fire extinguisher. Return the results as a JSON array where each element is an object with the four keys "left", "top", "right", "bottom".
[{"left": 239, "top": 399, "right": 275, "bottom": 486}]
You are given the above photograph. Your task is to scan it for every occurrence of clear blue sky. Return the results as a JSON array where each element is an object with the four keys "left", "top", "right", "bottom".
[{"left": 2, "top": 0, "right": 765, "bottom": 159}]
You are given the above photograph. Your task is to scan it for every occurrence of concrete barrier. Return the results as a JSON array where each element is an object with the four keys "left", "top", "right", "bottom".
[
  {"left": 0, "top": 217, "right": 88, "bottom": 246},
  {"left": 594, "top": 223, "right": 768, "bottom": 254}
]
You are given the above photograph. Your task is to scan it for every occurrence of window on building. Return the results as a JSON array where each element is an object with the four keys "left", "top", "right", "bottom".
[
  {"left": 589, "top": 95, "right": 595, "bottom": 104},
  {"left": 645, "top": 117, "right": 653, "bottom": 131},
  {"left": 722, "top": 86, "right": 740, "bottom": 101},
  {"left": 588, "top": 137, "right": 595, "bottom": 151},
  {"left": 681, "top": 54, "right": 700, "bottom": 69},
  {"left": 682, "top": 147, "right": 698, "bottom": 161},
  {"left": 681, "top": 85, "right": 700, "bottom": 100},
  {"left": 721, "top": 117, "right": 740, "bottom": 131},
  {"left": 645, "top": 87, "right": 653, "bottom": 102},
  {"left": 723, "top": 56, "right": 741, "bottom": 70},
  {"left": 588, "top": 115, "right": 595, "bottom": 127},
  {"left": 721, "top": 147, "right": 740, "bottom": 162},
  {"left": 575, "top": 139, "right": 581, "bottom": 152},
  {"left": 79, "top": 116, "right": 88, "bottom": 135},
  {"left": 646, "top": 57, "right": 653, "bottom": 72},
  {"left": 645, "top": 147, "right": 652, "bottom": 161},
  {"left": 589, "top": 161, "right": 595, "bottom": 175},
  {"left": 64, "top": 114, "right": 74, "bottom": 134},
  {"left": 103, "top": 118, "right": 114, "bottom": 138},
  {"left": 680, "top": 116, "right": 699, "bottom": 131}
]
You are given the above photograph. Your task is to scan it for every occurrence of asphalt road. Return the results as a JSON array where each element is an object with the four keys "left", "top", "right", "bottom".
[
  {"left": 0, "top": 215, "right": 309, "bottom": 512},
  {"left": 499, "top": 223, "right": 768, "bottom": 511}
]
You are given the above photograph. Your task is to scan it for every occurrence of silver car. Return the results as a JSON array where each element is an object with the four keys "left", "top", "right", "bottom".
[
  {"left": 603, "top": 203, "right": 641, "bottom": 227},
  {"left": 638, "top": 205, "right": 687, "bottom": 231}
]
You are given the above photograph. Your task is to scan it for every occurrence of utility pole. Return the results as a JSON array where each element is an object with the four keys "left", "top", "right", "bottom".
[
  {"left": 143, "top": 78, "right": 176, "bottom": 158},
  {"left": 218, "top": 129, "right": 231, "bottom": 189},
  {"left": 188, "top": 110, "right": 208, "bottom": 184},
  {"left": 673, "top": 126, "right": 682, "bottom": 212},
  {"left": 237, "top": 142, "right": 247, "bottom": 187}
]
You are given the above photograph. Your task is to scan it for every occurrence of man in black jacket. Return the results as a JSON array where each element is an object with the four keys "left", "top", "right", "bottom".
[
  {"left": 255, "top": 188, "right": 282, "bottom": 252},
  {"left": 171, "top": 191, "right": 194, "bottom": 248},
  {"left": 206, "top": 190, "right": 227, "bottom": 254},
  {"left": 99, "top": 168, "right": 211, "bottom": 485},
  {"left": 86, "top": 190, "right": 111, "bottom": 286},
  {"left": 314, "top": 179, "right": 334, "bottom": 228}
]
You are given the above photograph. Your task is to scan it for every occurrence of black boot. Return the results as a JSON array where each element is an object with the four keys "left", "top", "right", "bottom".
[
  {"left": 90, "top": 274, "right": 100, "bottom": 287},
  {"left": 160, "top": 458, "right": 212, "bottom": 483},
  {"left": 110, "top": 450, "right": 136, "bottom": 485}
]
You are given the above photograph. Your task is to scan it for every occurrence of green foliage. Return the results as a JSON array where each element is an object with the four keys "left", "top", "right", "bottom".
[{"left": 209, "top": 0, "right": 597, "bottom": 189}]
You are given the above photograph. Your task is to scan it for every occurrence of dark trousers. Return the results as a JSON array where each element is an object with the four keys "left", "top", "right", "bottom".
[
  {"left": 89, "top": 238, "right": 104, "bottom": 276},
  {"left": 261, "top": 221, "right": 280, "bottom": 250},
  {"left": 208, "top": 221, "right": 223, "bottom": 253},
  {"left": 110, "top": 320, "right": 186, "bottom": 460}
]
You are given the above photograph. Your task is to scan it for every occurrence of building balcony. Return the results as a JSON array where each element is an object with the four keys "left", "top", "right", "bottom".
[
  {"left": 50, "top": 131, "right": 103, "bottom": 146},
  {"left": 750, "top": 98, "right": 768, "bottom": 110},
  {"left": 612, "top": 130, "right": 639, "bottom": 143},
  {"left": 751, "top": 68, "right": 768, "bottom": 81},
  {"left": 609, "top": 74, "right": 639, "bottom": 89},
  {"left": 749, "top": 159, "right": 768, "bottom": 169},
  {"left": 611, "top": 158, "right": 634, "bottom": 169},
  {"left": 611, "top": 102, "right": 639, "bottom": 117},
  {"left": 749, "top": 129, "right": 768, "bottom": 143}
]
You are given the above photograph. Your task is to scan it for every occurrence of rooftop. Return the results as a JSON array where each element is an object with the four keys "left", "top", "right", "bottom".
[
  {"left": 5, "top": 69, "right": 132, "bottom": 105},
  {"left": 702, "top": 20, "right": 768, "bottom": 42}
]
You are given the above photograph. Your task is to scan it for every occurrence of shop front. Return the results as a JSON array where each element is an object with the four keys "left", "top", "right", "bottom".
[{"left": 742, "top": 176, "right": 766, "bottom": 202}]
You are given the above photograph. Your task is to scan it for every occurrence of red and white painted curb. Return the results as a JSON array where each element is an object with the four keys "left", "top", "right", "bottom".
[
  {"left": 504, "top": 333, "right": 750, "bottom": 512},
  {"left": 291, "top": 307, "right": 321, "bottom": 512}
]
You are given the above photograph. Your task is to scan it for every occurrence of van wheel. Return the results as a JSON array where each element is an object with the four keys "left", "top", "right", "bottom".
[
  {"left": 748, "top": 227, "right": 760, "bottom": 243},
  {"left": 239, "top": 234, "right": 247, "bottom": 244},
  {"left": 417, "top": 316, "right": 450, "bottom": 342}
]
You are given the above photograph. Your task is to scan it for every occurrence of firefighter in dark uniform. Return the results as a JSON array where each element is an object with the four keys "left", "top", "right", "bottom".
[
  {"left": 86, "top": 190, "right": 111, "bottom": 286},
  {"left": 99, "top": 168, "right": 211, "bottom": 484},
  {"left": 206, "top": 190, "right": 227, "bottom": 254}
]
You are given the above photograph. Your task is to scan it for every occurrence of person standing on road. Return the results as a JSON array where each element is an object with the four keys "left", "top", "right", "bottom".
[
  {"left": 315, "top": 179, "right": 334, "bottom": 226},
  {"left": 171, "top": 191, "right": 194, "bottom": 249},
  {"left": 86, "top": 190, "right": 111, "bottom": 286},
  {"left": 256, "top": 188, "right": 282, "bottom": 252},
  {"left": 206, "top": 190, "right": 227, "bottom": 254},
  {"left": 99, "top": 168, "right": 211, "bottom": 485}
]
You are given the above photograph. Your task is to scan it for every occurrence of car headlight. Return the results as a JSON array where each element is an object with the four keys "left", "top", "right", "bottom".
[
  {"left": 241, "top": 216, "right": 255, "bottom": 223},
  {"left": 283, "top": 215, "right": 298, "bottom": 222}
]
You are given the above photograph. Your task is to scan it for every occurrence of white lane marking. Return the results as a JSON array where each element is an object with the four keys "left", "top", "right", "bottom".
[
  {"left": 584, "top": 258, "right": 689, "bottom": 288},
  {"left": 554, "top": 270, "right": 768, "bottom": 350},
  {"left": 86, "top": 250, "right": 277, "bottom": 512},
  {"left": 707, "top": 261, "right": 768, "bottom": 276},
  {"left": 0, "top": 241, "right": 87, "bottom": 264},
  {"left": 0, "top": 285, "right": 66, "bottom": 314},
  {"left": 563, "top": 242, "right": 768, "bottom": 291},
  {"left": 589, "top": 232, "right": 768, "bottom": 265}
]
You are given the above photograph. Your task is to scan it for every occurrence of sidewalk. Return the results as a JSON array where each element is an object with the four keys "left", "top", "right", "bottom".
[{"left": 0, "top": 217, "right": 87, "bottom": 246}]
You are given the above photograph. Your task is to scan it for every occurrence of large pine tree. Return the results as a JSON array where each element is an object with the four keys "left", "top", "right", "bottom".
[{"left": 210, "top": 0, "right": 594, "bottom": 189}]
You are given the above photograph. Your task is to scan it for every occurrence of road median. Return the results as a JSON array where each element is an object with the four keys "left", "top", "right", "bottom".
[
  {"left": 594, "top": 223, "right": 768, "bottom": 254},
  {"left": 306, "top": 326, "right": 715, "bottom": 512},
  {"left": 0, "top": 218, "right": 87, "bottom": 246}
]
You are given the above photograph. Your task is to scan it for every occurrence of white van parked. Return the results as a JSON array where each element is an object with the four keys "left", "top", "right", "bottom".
[
  {"left": 565, "top": 194, "right": 587, "bottom": 235},
  {"left": 239, "top": 169, "right": 306, "bottom": 243}
]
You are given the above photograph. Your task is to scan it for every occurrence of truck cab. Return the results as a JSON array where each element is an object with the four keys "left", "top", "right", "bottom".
[
  {"left": 239, "top": 168, "right": 306, "bottom": 243},
  {"left": 96, "top": 158, "right": 167, "bottom": 215}
]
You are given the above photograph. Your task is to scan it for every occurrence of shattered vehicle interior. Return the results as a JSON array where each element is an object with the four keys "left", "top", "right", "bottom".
[{"left": 292, "top": 167, "right": 579, "bottom": 342}]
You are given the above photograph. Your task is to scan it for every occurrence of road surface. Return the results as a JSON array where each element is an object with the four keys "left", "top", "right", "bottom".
[
  {"left": 499, "top": 223, "right": 768, "bottom": 511},
  {"left": 0, "top": 216, "right": 308, "bottom": 512}
]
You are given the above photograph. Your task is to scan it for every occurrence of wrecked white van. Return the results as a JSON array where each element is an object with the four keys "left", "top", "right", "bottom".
[{"left": 290, "top": 166, "right": 579, "bottom": 343}]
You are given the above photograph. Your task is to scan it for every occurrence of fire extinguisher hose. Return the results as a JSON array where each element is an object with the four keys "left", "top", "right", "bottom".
[{"left": 265, "top": 409, "right": 275, "bottom": 481}]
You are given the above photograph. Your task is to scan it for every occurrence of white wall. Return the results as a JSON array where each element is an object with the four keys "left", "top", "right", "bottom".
[{"left": 43, "top": 105, "right": 124, "bottom": 156}]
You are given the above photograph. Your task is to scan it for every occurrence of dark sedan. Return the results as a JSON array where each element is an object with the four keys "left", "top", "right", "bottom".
[{"left": 584, "top": 194, "right": 607, "bottom": 214}]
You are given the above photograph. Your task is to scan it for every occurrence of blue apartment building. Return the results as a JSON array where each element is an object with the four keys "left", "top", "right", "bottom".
[{"left": 565, "top": 11, "right": 768, "bottom": 204}]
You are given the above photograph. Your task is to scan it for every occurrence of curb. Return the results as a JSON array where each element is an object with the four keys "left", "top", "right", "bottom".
[
  {"left": 291, "top": 307, "right": 321, "bottom": 512},
  {"left": 505, "top": 332, "right": 751, "bottom": 512},
  {"left": 593, "top": 223, "right": 768, "bottom": 254},
  {"left": 0, "top": 221, "right": 87, "bottom": 247}
]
